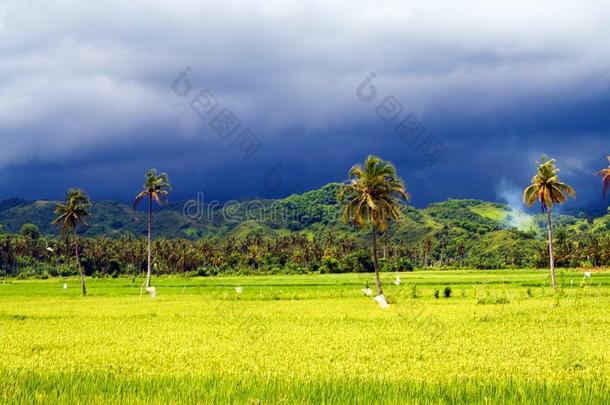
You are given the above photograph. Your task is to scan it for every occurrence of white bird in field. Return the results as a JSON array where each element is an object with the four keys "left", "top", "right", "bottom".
[
  {"left": 235, "top": 286, "right": 243, "bottom": 294},
  {"left": 63, "top": 282, "right": 68, "bottom": 290},
  {"left": 394, "top": 276, "right": 401, "bottom": 286},
  {"left": 374, "top": 294, "right": 390, "bottom": 309},
  {"left": 583, "top": 271, "right": 592, "bottom": 279},
  {"left": 47, "top": 247, "right": 54, "bottom": 253},
  {"left": 146, "top": 286, "right": 157, "bottom": 299},
  {"left": 361, "top": 288, "right": 373, "bottom": 297}
]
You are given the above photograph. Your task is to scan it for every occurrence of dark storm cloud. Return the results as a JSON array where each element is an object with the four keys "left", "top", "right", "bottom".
[{"left": 1, "top": 0, "right": 610, "bottom": 208}]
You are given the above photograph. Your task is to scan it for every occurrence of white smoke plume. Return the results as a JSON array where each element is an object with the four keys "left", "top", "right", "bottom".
[{"left": 496, "top": 179, "right": 535, "bottom": 231}]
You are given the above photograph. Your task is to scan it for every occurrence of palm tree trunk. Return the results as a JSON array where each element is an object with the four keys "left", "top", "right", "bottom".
[
  {"left": 423, "top": 248, "right": 428, "bottom": 268},
  {"left": 547, "top": 210, "right": 556, "bottom": 289},
  {"left": 371, "top": 226, "right": 383, "bottom": 296},
  {"left": 146, "top": 194, "right": 153, "bottom": 288},
  {"left": 74, "top": 231, "right": 86, "bottom": 296}
]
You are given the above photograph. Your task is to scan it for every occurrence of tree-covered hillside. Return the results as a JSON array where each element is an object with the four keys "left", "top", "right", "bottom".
[
  {"left": 1, "top": 182, "right": 609, "bottom": 276},
  {"left": 0, "top": 184, "right": 533, "bottom": 239}
]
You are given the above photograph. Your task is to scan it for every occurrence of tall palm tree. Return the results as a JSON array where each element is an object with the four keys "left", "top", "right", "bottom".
[
  {"left": 53, "top": 189, "right": 92, "bottom": 296},
  {"left": 339, "top": 155, "right": 409, "bottom": 296},
  {"left": 598, "top": 155, "right": 610, "bottom": 199},
  {"left": 133, "top": 169, "right": 172, "bottom": 288},
  {"left": 523, "top": 156, "right": 575, "bottom": 289}
]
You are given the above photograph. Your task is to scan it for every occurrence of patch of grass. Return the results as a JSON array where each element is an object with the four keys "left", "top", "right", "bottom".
[{"left": 470, "top": 204, "right": 508, "bottom": 222}]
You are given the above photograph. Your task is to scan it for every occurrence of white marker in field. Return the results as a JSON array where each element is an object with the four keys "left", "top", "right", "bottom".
[
  {"left": 374, "top": 294, "right": 390, "bottom": 309},
  {"left": 63, "top": 282, "right": 68, "bottom": 290},
  {"left": 361, "top": 288, "right": 373, "bottom": 297},
  {"left": 394, "top": 276, "right": 401, "bottom": 286},
  {"left": 235, "top": 286, "right": 243, "bottom": 294},
  {"left": 146, "top": 286, "right": 157, "bottom": 299}
]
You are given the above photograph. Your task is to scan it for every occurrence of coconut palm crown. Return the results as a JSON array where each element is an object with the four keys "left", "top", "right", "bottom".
[
  {"left": 523, "top": 156, "right": 575, "bottom": 212},
  {"left": 133, "top": 169, "right": 172, "bottom": 209},
  {"left": 53, "top": 189, "right": 92, "bottom": 234},
  {"left": 339, "top": 155, "right": 409, "bottom": 231}
]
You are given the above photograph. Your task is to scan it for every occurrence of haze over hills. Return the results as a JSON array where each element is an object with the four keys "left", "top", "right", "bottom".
[{"left": 1, "top": 183, "right": 608, "bottom": 242}]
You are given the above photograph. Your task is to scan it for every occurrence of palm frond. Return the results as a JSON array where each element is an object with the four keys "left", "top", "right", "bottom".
[
  {"left": 598, "top": 156, "right": 610, "bottom": 198},
  {"left": 133, "top": 191, "right": 147, "bottom": 211}
]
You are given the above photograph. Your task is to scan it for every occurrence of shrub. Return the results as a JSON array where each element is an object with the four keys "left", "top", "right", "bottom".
[
  {"left": 379, "top": 258, "right": 391, "bottom": 272},
  {"left": 123, "top": 264, "right": 139, "bottom": 276},
  {"left": 380, "top": 257, "right": 414, "bottom": 273},
  {"left": 307, "top": 262, "right": 320, "bottom": 273},
  {"left": 19, "top": 223, "right": 41, "bottom": 240},
  {"left": 196, "top": 266, "right": 210, "bottom": 277},
  {"left": 321, "top": 256, "right": 341, "bottom": 274},
  {"left": 262, "top": 253, "right": 280, "bottom": 268},
  {"left": 434, "top": 289, "right": 440, "bottom": 299},
  {"left": 342, "top": 251, "right": 373, "bottom": 273},
  {"left": 443, "top": 286, "right": 452, "bottom": 298},
  {"left": 397, "top": 257, "right": 414, "bottom": 272},
  {"left": 107, "top": 259, "right": 122, "bottom": 276},
  {"left": 58, "top": 263, "right": 78, "bottom": 277},
  {"left": 284, "top": 262, "right": 307, "bottom": 274},
  {"left": 224, "top": 253, "right": 242, "bottom": 269}
]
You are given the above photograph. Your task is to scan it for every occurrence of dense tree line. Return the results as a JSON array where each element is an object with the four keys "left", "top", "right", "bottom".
[{"left": 2, "top": 224, "right": 609, "bottom": 279}]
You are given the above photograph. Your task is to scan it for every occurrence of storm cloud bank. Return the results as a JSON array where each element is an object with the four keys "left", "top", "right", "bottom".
[{"left": 1, "top": 0, "right": 610, "bottom": 207}]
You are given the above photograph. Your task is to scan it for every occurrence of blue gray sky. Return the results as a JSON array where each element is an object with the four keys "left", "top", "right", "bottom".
[{"left": 1, "top": 1, "right": 610, "bottom": 209}]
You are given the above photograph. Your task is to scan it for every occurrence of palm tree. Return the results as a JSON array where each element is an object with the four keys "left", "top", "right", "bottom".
[
  {"left": 523, "top": 156, "right": 575, "bottom": 289},
  {"left": 53, "top": 189, "right": 92, "bottom": 296},
  {"left": 598, "top": 155, "right": 610, "bottom": 199},
  {"left": 133, "top": 169, "right": 172, "bottom": 288},
  {"left": 339, "top": 155, "right": 409, "bottom": 296}
]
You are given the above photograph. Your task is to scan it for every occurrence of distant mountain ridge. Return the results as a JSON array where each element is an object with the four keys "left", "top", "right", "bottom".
[{"left": 0, "top": 183, "right": 608, "bottom": 242}]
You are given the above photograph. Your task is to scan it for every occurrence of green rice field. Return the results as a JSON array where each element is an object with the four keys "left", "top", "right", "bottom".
[{"left": 1, "top": 270, "right": 609, "bottom": 404}]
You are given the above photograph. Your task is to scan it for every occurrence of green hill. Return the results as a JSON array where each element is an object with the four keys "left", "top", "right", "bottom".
[
  {"left": 0, "top": 183, "right": 603, "bottom": 243},
  {"left": 1, "top": 183, "right": 610, "bottom": 274}
]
